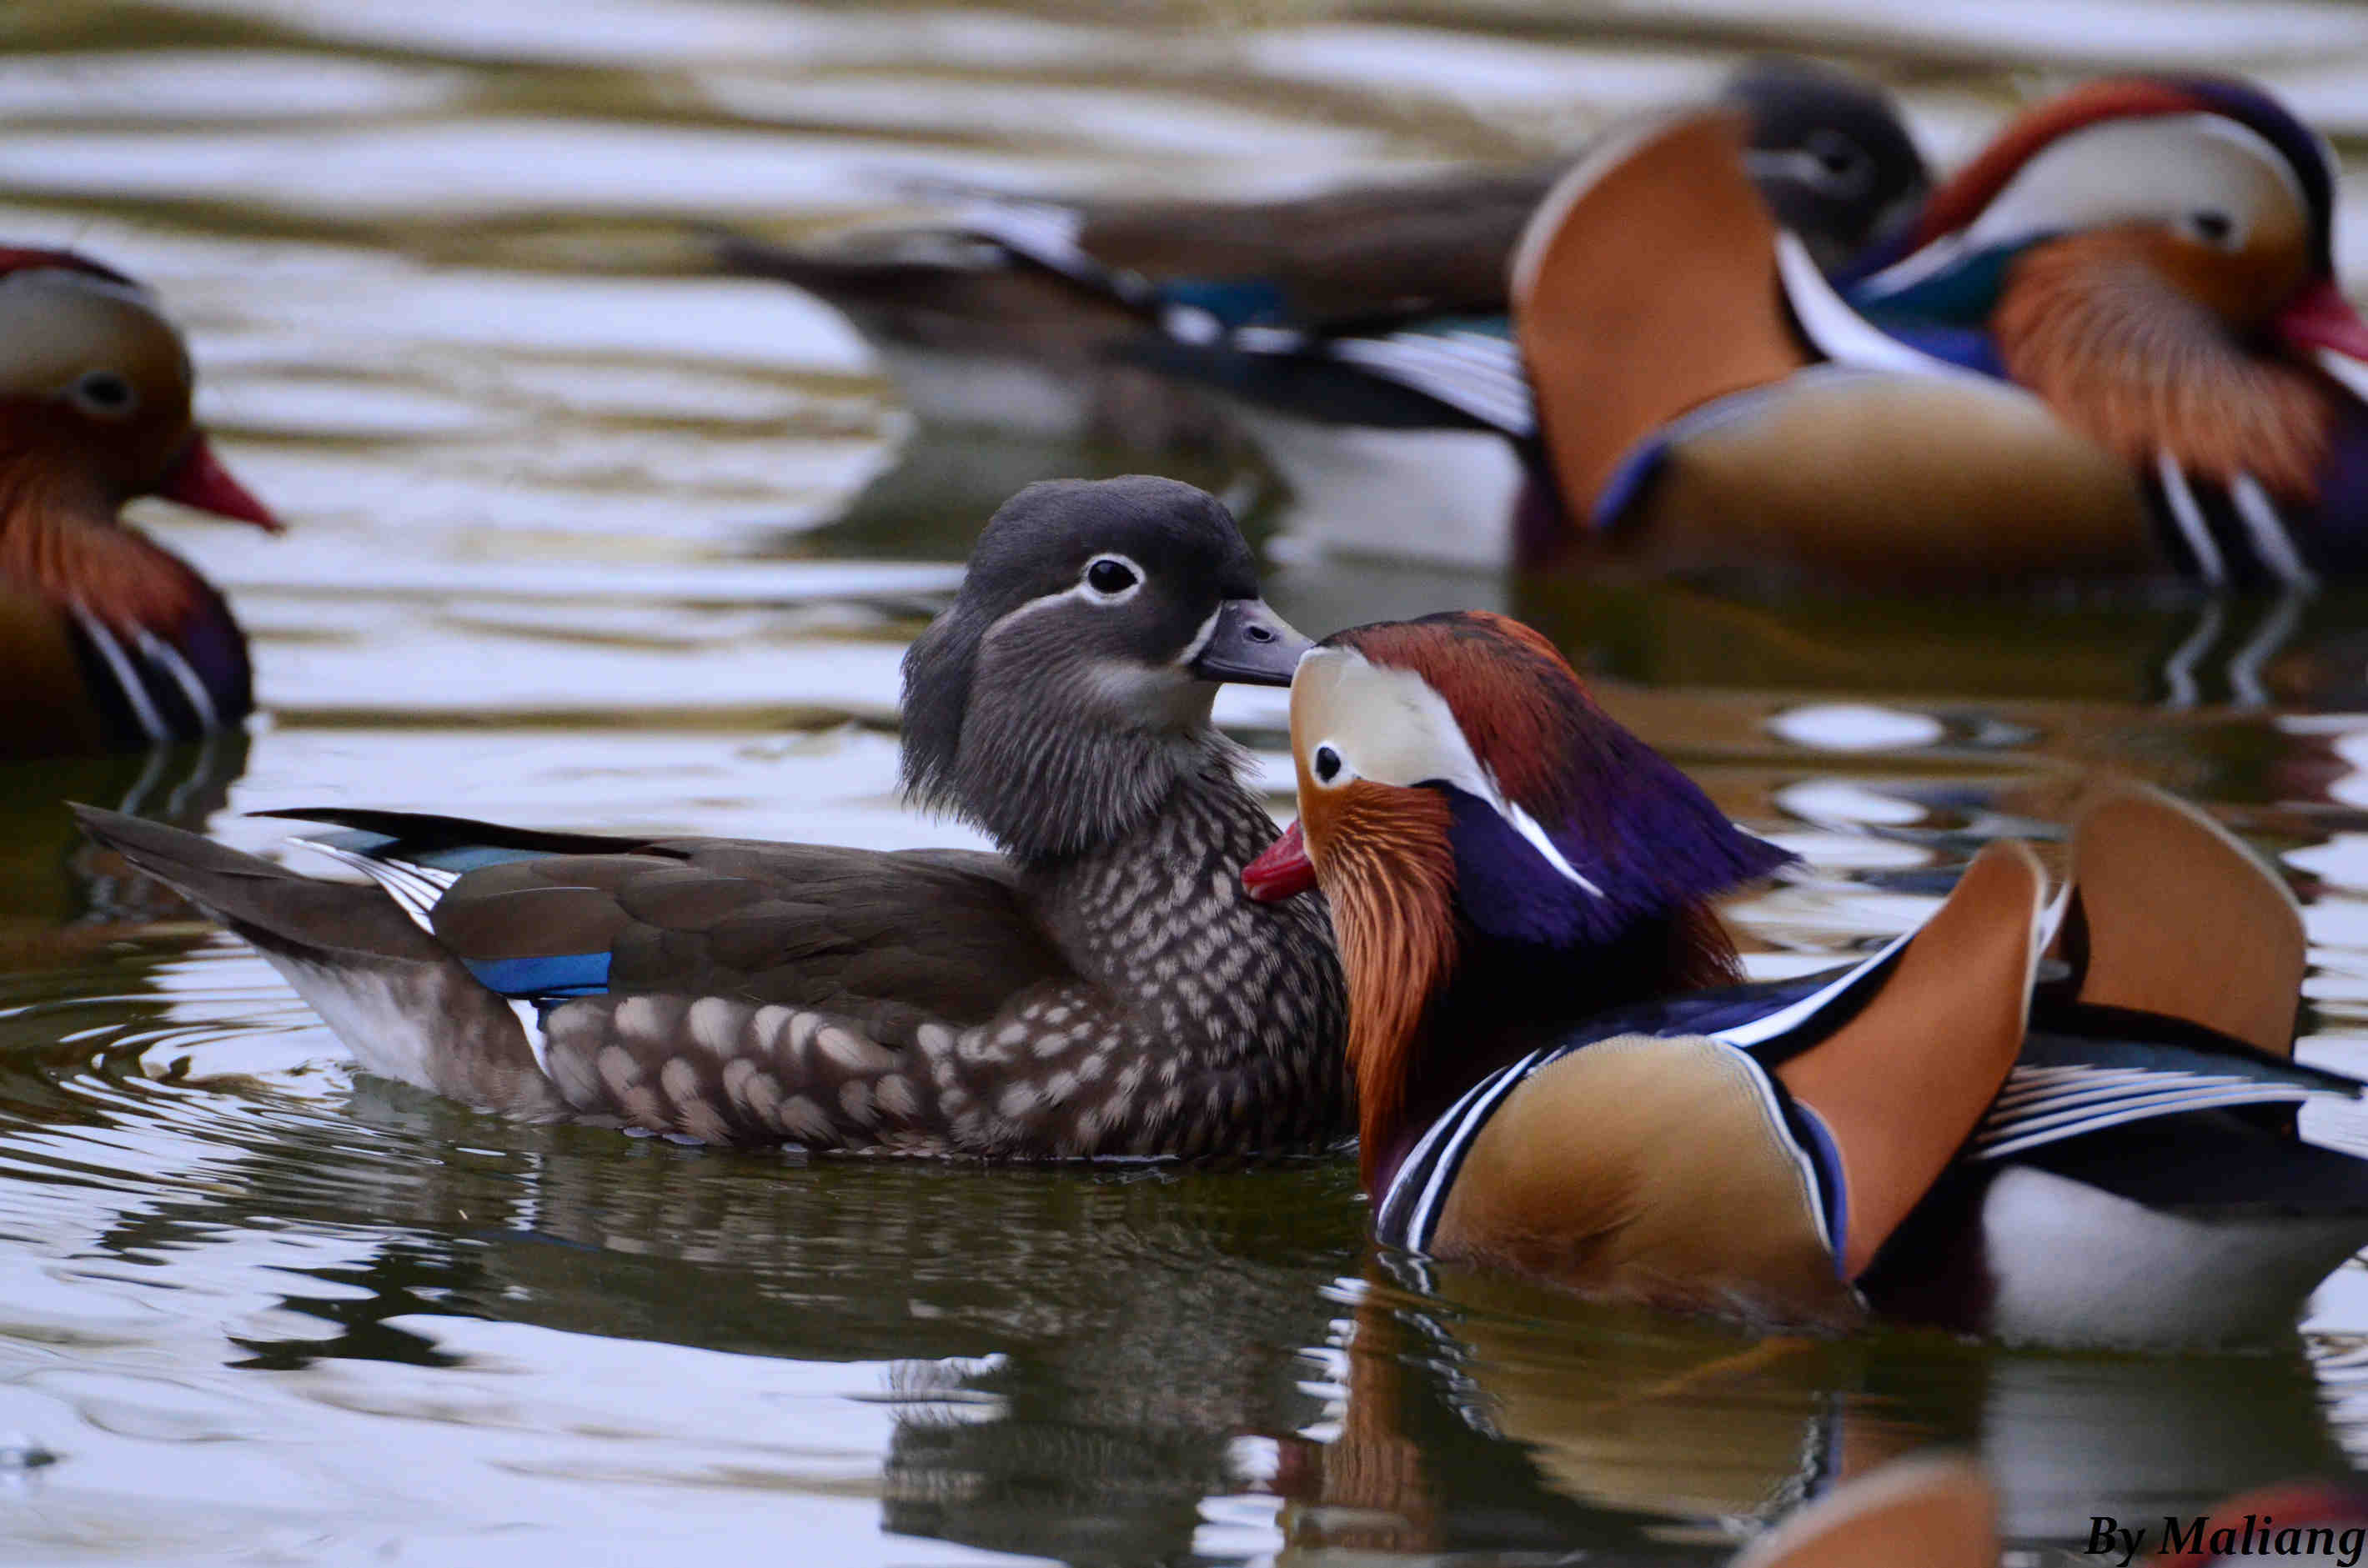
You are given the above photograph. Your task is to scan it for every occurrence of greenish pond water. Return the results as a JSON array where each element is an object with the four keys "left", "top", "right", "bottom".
[{"left": 8, "top": 1, "right": 2368, "bottom": 1561}]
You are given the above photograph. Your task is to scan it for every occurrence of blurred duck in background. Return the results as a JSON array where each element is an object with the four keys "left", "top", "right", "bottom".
[
  {"left": 1121, "top": 58, "right": 1929, "bottom": 567},
  {"left": 1512, "top": 77, "right": 2368, "bottom": 592},
  {"left": 0, "top": 249, "right": 278, "bottom": 760},
  {"left": 716, "top": 59, "right": 1927, "bottom": 501},
  {"left": 1245, "top": 610, "right": 2368, "bottom": 1346}
]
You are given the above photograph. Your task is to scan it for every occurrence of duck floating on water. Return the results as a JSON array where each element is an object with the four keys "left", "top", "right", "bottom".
[
  {"left": 718, "top": 58, "right": 1926, "bottom": 472},
  {"left": 1510, "top": 77, "right": 2368, "bottom": 591},
  {"left": 1117, "top": 58, "right": 1927, "bottom": 566},
  {"left": 0, "top": 249, "right": 280, "bottom": 759},
  {"left": 1245, "top": 610, "right": 2368, "bottom": 1345},
  {"left": 78, "top": 477, "right": 1347, "bottom": 1158}
]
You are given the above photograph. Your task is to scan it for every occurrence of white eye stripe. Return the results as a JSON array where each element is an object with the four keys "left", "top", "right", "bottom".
[
  {"left": 1292, "top": 647, "right": 1602, "bottom": 897},
  {"left": 1964, "top": 115, "right": 2302, "bottom": 255},
  {"left": 981, "top": 550, "right": 1151, "bottom": 635}
]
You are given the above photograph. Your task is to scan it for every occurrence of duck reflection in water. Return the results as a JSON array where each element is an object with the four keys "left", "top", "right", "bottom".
[
  {"left": 88, "top": 1088, "right": 1359, "bottom": 1566},
  {"left": 1278, "top": 1255, "right": 2358, "bottom": 1563},
  {"left": 0, "top": 729, "right": 248, "bottom": 971}
]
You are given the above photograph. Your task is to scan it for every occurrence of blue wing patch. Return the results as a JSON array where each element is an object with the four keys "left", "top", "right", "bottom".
[{"left": 460, "top": 951, "right": 614, "bottom": 1000}]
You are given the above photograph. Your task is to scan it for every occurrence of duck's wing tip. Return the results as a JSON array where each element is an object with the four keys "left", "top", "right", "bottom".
[
  {"left": 1511, "top": 105, "right": 1810, "bottom": 528},
  {"left": 1731, "top": 1455, "right": 1997, "bottom": 1568},
  {"left": 2064, "top": 777, "right": 2305, "bottom": 1055}
]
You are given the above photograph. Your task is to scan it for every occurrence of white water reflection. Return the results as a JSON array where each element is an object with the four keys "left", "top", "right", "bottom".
[{"left": 0, "top": 52, "right": 463, "bottom": 120}]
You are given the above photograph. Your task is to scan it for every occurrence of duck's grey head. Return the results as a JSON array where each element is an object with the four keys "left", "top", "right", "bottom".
[
  {"left": 901, "top": 475, "right": 1308, "bottom": 860},
  {"left": 1724, "top": 57, "right": 1930, "bottom": 272}
]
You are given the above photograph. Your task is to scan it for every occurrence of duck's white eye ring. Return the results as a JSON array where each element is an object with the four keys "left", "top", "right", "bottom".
[
  {"left": 1312, "top": 744, "right": 1345, "bottom": 785},
  {"left": 1081, "top": 554, "right": 1141, "bottom": 599},
  {"left": 69, "top": 368, "right": 137, "bottom": 419}
]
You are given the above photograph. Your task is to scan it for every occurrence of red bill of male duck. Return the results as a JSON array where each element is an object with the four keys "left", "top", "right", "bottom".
[
  {"left": 1512, "top": 77, "right": 2368, "bottom": 592},
  {"left": 76, "top": 477, "right": 1347, "bottom": 1160},
  {"left": 1243, "top": 609, "right": 2368, "bottom": 1346},
  {"left": 0, "top": 248, "right": 280, "bottom": 759}
]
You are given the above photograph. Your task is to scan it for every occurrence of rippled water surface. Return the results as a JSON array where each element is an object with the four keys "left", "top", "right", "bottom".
[{"left": 11, "top": 1, "right": 2368, "bottom": 1562}]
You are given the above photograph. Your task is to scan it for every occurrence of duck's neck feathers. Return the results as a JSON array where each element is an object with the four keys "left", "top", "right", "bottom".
[
  {"left": 1014, "top": 754, "right": 1349, "bottom": 1154},
  {"left": 1358, "top": 900, "right": 1741, "bottom": 1191},
  {"left": 1994, "top": 232, "right": 2335, "bottom": 498},
  {"left": 0, "top": 437, "right": 204, "bottom": 632}
]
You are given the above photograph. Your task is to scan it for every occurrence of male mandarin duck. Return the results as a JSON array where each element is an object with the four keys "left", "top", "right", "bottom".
[
  {"left": 1507, "top": 77, "right": 2368, "bottom": 590},
  {"left": 75, "top": 477, "right": 1347, "bottom": 1157},
  {"left": 0, "top": 249, "right": 279, "bottom": 759},
  {"left": 1242, "top": 609, "right": 2368, "bottom": 1345},
  {"left": 1111, "top": 58, "right": 1928, "bottom": 566},
  {"left": 718, "top": 58, "right": 1927, "bottom": 464}
]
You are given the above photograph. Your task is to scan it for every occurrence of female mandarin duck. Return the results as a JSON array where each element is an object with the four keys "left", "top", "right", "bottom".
[
  {"left": 0, "top": 249, "right": 280, "bottom": 758},
  {"left": 76, "top": 477, "right": 1347, "bottom": 1157},
  {"left": 1508, "top": 77, "right": 2368, "bottom": 590},
  {"left": 1242, "top": 610, "right": 2368, "bottom": 1345},
  {"left": 719, "top": 58, "right": 1926, "bottom": 463}
]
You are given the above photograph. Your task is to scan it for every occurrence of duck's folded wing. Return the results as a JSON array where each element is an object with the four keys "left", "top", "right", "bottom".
[
  {"left": 1968, "top": 1033, "right": 2360, "bottom": 1161},
  {"left": 269, "top": 809, "right": 1070, "bottom": 1027},
  {"left": 1066, "top": 164, "right": 1553, "bottom": 329},
  {"left": 1510, "top": 108, "right": 1811, "bottom": 525},
  {"left": 1963, "top": 778, "right": 2368, "bottom": 1160}
]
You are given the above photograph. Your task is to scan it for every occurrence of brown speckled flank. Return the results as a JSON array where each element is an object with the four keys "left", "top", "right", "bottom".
[
  {"left": 76, "top": 477, "right": 1347, "bottom": 1160},
  {"left": 530, "top": 761, "right": 1344, "bottom": 1156}
]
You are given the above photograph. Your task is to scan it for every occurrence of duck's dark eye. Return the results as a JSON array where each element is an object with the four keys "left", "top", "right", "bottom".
[
  {"left": 71, "top": 369, "right": 136, "bottom": 418},
  {"left": 1084, "top": 557, "right": 1138, "bottom": 596},
  {"left": 1802, "top": 131, "right": 1872, "bottom": 196},
  {"left": 2186, "top": 209, "right": 2236, "bottom": 247},
  {"left": 1312, "top": 745, "right": 1342, "bottom": 784}
]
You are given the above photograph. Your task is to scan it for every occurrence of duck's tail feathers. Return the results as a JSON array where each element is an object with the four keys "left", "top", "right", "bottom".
[
  {"left": 1775, "top": 840, "right": 2045, "bottom": 1278},
  {"left": 70, "top": 805, "right": 564, "bottom": 1116},
  {"left": 708, "top": 227, "right": 994, "bottom": 302},
  {"left": 2054, "top": 778, "right": 2305, "bottom": 1056},
  {"left": 258, "top": 807, "right": 648, "bottom": 864},
  {"left": 712, "top": 192, "right": 1151, "bottom": 315},
  {"left": 1116, "top": 328, "right": 1520, "bottom": 433},
  {"left": 1509, "top": 107, "right": 1810, "bottom": 528},
  {"left": 73, "top": 804, "right": 439, "bottom": 964},
  {"left": 1730, "top": 1456, "right": 1997, "bottom": 1568}
]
